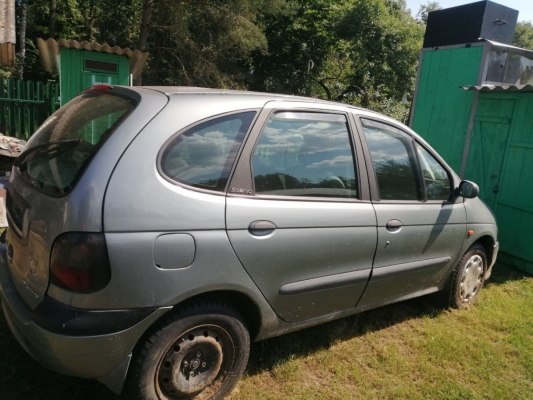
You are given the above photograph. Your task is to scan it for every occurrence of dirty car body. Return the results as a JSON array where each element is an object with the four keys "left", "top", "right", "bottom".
[{"left": 0, "top": 86, "right": 498, "bottom": 398}]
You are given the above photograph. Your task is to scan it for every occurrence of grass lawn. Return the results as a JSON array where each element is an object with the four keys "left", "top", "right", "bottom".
[{"left": 0, "top": 262, "right": 531, "bottom": 400}]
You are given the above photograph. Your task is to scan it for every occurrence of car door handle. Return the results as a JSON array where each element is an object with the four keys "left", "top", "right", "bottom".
[
  {"left": 386, "top": 219, "right": 402, "bottom": 232},
  {"left": 248, "top": 220, "right": 277, "bottom": 236}
]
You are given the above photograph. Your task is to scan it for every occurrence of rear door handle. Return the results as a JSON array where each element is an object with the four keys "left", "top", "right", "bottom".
[
  {"left": 386, "top": 219, "right": 402, "bottom": 232},
  {"left": 248, "top": 220, "right": 277, "bottom": 236}
]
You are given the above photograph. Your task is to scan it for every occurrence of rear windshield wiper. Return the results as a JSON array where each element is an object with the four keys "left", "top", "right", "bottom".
[{"left": 15, "top": 139, "right": 81, "bottom": 170}]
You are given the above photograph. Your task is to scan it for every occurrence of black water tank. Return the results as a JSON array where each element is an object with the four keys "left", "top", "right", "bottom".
[{"left": 423, "top": 0, "right": 518, "bottom": 48}]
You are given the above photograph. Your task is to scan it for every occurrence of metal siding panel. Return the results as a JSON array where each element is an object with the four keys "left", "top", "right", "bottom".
[
  {"left": 520, "top": 96, "right": 533, "bottom": 144},
  {"left": 119, "top": 56, "right": 130, "bottom": 85},
  {"left": 411, "top": 47, "right": 483, "bottom": 172},
  {"left": 427, "top": 50, "right": 451, "bottom": 150},
  {"left": 412, "top": 51, "right": 439, "bottom": 137}
]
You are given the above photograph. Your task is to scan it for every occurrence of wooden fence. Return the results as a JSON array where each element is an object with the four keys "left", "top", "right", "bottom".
[{"left": 0, "top": 78, "right": 60, "bottom": 139}]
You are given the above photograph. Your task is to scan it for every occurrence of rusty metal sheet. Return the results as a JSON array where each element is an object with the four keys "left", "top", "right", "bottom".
[
  {"left": 0, "top": 133, "right": 25, "bottom": 158},
  {"left": 0, "top": 42, "right": 14, "bottom": 66}
]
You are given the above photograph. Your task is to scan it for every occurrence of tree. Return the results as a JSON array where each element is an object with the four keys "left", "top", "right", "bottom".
[
  {"left": 12, "top": 0, "right": 423, "bottom": 123},
  {"left": 416, "top": 1, "right": 441, "bottom": 24},
  {"left": 338, "top": 0, "right": 424, "bottom": 105},
  {"left": 514, "top": 21, "right": 533, "bottom": 50},
  {"left": 134, "top": 0, "right": 286, "bottom": 87},
  {"left": 248, "top": 0, "right": 423, "bottom": 122}
]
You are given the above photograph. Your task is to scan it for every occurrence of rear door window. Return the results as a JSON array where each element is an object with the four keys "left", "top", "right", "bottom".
[
  {"left": 15, "top": 91, "right": 135, "bottom": 196},
  {"left": 160, "top": 112, "right": 256, "bottom": 192},
  {"left": 252, "top": 112, "right": 358, "bottom": 198}
]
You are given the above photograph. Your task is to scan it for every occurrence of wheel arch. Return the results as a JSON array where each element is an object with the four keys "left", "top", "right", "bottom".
[
  {"left": 473, "top": 234, "right": 496, "bottom": 269},
  {"left": 169, "top": 290, "right": 263, "bottom": 341}
]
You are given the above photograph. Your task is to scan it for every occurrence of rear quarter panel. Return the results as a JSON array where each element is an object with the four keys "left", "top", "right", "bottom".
[{"left": 60, "top": 94, "right": 278, "bottom": 314}]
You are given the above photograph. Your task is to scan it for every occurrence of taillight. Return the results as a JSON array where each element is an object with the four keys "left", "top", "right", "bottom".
[{"left": 50, "top": 233, "right": 111, "bottom": 293}]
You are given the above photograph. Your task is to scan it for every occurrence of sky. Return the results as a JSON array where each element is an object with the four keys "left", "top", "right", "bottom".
[{"left": 406, "top": 0, "right": 533, "bottom": 22}]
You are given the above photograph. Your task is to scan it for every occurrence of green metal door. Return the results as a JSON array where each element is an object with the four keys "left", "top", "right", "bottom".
[
  {"left": 491, "top": 94, "right": 533, "bottom": 273},
  {"left": 464, "top": 97, "right": 515, "bottom": 209}
]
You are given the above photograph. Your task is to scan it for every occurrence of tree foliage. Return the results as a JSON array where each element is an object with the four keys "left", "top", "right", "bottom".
[
  {"left": 514, "top": 21, "right": 533, "bottom": 50},
  {"left": 416, "top": 1, "right": 441, "bottom": 24},
  {"left": 8, "top": 0, "right": 425, "bottom": 122}
]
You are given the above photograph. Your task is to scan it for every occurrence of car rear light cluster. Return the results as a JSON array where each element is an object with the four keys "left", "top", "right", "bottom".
[{"left": 50, "top": 233, "right": 111, "bottom": 293}]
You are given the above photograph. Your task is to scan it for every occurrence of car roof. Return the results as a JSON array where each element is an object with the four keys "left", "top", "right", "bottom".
[{"left": 128, "top": 85, "right": 401, "bottom": 127}]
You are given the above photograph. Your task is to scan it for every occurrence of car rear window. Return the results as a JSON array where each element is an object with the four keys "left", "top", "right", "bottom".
[{"left": 15, "top": 91, "right": 135, "bottom": 196}]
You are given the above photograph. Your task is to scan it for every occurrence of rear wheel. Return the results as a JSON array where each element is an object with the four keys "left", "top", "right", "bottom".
[
  {"left": 127, "top": 301, "right": 250, "bottom": 400},
  {"left": 450, "top": 244, "right": 487, "bottom": 308}
]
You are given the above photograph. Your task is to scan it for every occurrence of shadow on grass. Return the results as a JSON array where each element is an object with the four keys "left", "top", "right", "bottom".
[
  {"left": 245, "top": 293, "right": 444, "bottom": 378},
  {"left": 245, "top": 263, "right": 531, "bottom": 378},
  {"left": 0, "top": 305, "right": 120, "bottom": 400},
  {"left": 0, "top": 293, "right": 445, "bottom": 399},
  {"left": 484, "top": 262, "right": 532, "bottom": 288}
]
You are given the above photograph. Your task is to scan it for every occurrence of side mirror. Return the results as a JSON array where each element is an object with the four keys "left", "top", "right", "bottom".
[{"left": 456, "top": 180, "right": 479, "bottom": 199}]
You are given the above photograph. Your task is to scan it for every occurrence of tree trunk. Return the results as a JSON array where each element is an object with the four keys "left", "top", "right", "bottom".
[
  {"left": 17, "top": 2, "right": 26, "bottom": 79},
  {"left": 135, "top": 0, "right": 154, "bottom": 85},
  {"left": 49, "top": 0, "right": 56, "bottom": 38},
  {"left": 138, "top": 0, "right": 153, "bottom": 52}
]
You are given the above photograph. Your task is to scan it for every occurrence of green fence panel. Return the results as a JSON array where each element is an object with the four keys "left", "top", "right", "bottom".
[{"left": 0, "top": 77, "right": 60, "bottom": 139}]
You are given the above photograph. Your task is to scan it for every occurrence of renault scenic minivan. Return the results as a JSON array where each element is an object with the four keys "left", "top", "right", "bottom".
[{"left": 0, "top": 85, "right": 498, "bottom": 400}]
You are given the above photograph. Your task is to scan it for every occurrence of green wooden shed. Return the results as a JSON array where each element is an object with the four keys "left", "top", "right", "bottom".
[
  {"left": 410, "top": 5, "right": 533, "bottom": 274},
  {"left": 37, "top": 38, "right": 148, "bottom": 105}
]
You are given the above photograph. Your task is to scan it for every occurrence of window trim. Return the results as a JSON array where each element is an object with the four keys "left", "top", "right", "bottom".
[
  {"left": 156, "top": 109, "right": 260, "bottom": 196},
  {"left": 357, "top": 115, "right": 455, "bottom": 204},
  {"left": 247, "top": 109, "right": 363, "bottom": 202}
]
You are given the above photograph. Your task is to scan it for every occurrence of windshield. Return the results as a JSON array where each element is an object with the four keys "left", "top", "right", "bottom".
[{"left": 15, "top": 91, "right": 135, "bottom": 196}]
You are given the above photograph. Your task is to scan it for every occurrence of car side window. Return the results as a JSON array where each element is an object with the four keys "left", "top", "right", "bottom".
[
  {"left": 416, "top": 144, "right": 452, "bottom": 201},
  {"left": 361, "top": 118, "right": 421, "bottom": 201},
  {"left": 252, "top": 112, "right": 358, "bottom": 199},
  {"left": 161, "top": 112, "right": 256, "bottom": 192}
]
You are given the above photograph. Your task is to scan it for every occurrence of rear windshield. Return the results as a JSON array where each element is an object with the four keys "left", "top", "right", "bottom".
[{"left": 15, "top": 91, "right": 135, "bottom": 196}]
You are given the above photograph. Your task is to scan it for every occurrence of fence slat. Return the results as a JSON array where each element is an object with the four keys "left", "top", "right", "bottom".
[{"left": 0, "top": 77, "right": 59, "bottom": 138}]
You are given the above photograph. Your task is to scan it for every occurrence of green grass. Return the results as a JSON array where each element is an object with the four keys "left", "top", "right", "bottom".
[{"left": 0, "top": 263, "right": 532, "bottom": 400}]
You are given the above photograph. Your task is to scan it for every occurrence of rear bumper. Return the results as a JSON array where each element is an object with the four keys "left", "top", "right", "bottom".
[{"left": 0, "top": 243, "right": 170, "bottom": 394}]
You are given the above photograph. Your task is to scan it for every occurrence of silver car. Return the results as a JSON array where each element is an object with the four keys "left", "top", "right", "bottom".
[{"left": 0, "top": 86, "right": 498, "bottom": 400}]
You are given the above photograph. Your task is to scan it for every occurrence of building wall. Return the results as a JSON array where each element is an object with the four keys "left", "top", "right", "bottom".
[
  {"left": 411, "top": 46, "right": 483, "bottom": 172},
  {"left": 59, "top": 48, "right": 130, "bottom": 106}
]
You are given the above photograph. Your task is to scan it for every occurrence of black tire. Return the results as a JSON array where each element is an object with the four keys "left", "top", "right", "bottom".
[
  {"left": 450, "top": 243, "right": 487, "bottom": 309},
  {"left": 126, "top": 301, "right": 250, "bottom": 400}
]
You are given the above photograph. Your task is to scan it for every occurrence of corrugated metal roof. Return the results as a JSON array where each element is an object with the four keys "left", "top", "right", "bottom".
[
  {"left": 483, "top": 39, "right": 533, "bottom": 57},
  {"left": 37, "top": 38, "right": 149, "bottom": 78},
  {"left": 462, "top": 84, "right": 533, "bottom": 93}
]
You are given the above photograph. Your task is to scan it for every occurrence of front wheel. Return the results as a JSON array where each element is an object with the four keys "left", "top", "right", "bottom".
[
  {"left": 450, "top": 243, "right": 487, "bottom": 308},
  {"left": 126, "top": 301, "right": 250, "bottom": 400}
]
